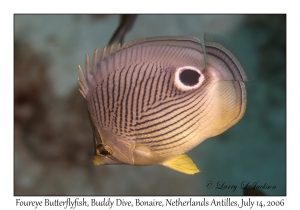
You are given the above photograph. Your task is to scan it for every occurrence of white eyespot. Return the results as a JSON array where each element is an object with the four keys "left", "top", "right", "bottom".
[{"left": 174, "top": 66, "right": 205, "bottom": 91}]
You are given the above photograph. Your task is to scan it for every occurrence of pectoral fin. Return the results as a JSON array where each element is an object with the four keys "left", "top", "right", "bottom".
[{"left": 162, "top": 154, "right": 200, "bottom": 175}]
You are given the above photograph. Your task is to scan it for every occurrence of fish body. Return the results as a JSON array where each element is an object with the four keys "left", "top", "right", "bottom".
[{"left": 78, "top": 35, "right": 247, "bottom": 174}]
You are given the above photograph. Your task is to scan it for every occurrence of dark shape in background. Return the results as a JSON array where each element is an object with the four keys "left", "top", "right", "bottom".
[{"left": 109, "top": 14, "right": 138, "bottom": 45}]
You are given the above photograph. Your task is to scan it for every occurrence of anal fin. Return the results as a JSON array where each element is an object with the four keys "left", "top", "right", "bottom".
[{"left": 162, "top": 154, "right": 200, "bottom": 175}]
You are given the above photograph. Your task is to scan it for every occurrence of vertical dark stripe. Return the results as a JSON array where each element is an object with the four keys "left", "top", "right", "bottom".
[
  {"left": 100, "top": 81, "right": 106, "bottom": 126},
  {"left": 136, "top": 63, "right": 149, "bottom": 120},
  {"left": 115, "top": 68, "right": 124, "bottom": 133},
  {"left": 164, "top": 71, "right": 172, "bottom": 100},
  {"left": 124, "top": 64, "right": 136, "bottom": 130},
  {"left": 94, "top": 86, "right": 101, "bottom": 125},
  {"left": 116, "top": 67, "right": 125, "bottom": 104},
  {"left": 147, "top": 65, "right": 158, "bottom": 106},
  {"left": 142, "top": 63, "right": 154, "bottom": 112},
  {"left": 131, "top": 63, "right": 144, "bottom": 127},
  {"left": 169, "top": 82, "right": 176, "bottom": 98},
  {"left": 120, "top": 65, "right": 131, "bottom": 132},
  {"left": 153, "top": 68, "right": 162, "bottom": 105},
  {"left": 159, "top": 71, "right": 167, "bottom": 101},
  {"left": 112, "top": 71, "right": 116, "bottom": 119},
  {"left": 106, "top": 72, "right": 110, "bottom": 126}
]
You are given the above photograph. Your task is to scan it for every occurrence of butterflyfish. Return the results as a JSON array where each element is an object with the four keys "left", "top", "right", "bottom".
[{"left": 78, "top": 34, "right": 247, "bottom": 175}]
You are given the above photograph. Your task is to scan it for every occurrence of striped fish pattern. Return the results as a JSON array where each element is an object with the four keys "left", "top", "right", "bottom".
[{"left": 78, "top": 35, "right": 247, "bottom": 174}]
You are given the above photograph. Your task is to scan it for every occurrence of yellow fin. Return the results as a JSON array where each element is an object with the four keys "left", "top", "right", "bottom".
[{"left": 162, "top": 154, "right": 200, "bottom": 175}]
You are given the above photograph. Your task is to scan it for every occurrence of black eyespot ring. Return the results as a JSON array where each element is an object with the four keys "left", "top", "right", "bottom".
[
  {"left": 174, "top": 66, "right": 205, "bottom": 91},
  {"left": 179, "top": 69, "right": 201, "bottom": 86}
]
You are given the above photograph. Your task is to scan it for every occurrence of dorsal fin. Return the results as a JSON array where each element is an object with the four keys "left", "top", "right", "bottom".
[
  {"left": 99, "top": 36, "right": 203, "bottom": 61},
  {"left": 79, "top": 36, "right": 207, "bottom": 98}
]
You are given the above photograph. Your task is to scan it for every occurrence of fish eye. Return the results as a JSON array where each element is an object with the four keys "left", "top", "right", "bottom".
[
  {"left": 96, "top": 144, "right": 113, "bottom": 156},
  {"left": 174, "top": 66, "right": 205, "bottom": 91},
  {"left": 99, "top": 150, "right": 111, "bottom": 156}
]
